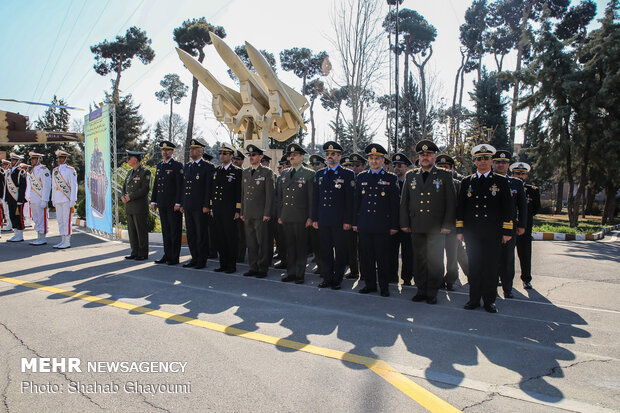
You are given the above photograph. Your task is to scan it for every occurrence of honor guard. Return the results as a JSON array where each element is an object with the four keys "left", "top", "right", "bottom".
[
  {"left": 353, "top": 144, "right": 400, "bottom": 297},
  {"left": 278, "top": 143, "right": 315, "bottom": 284},
  {"left": 1, "top": 159, "right": 14, "bottom": 232},
  {"left": 233, "top": 149, "right": 247, "bottom": 262},
  {"left": 211, "top": 142, "right": 242, "bottom": 273},
  {"left": 51, "top": 150, "right": 78, "bottom": 248},
  {"left": 390, "top": 152, "right": 414, "bottom": 286},
  {"left": 241, "top": 144, "right": 275, "bottom": 278},
  {"left": 493, "top": 150, "right": 527, "bottom": 298},
  {"left": 181, "top": 139, "right": 214, "bottom": 269},
  {"left": 436, "top": 154, "right": 468, "bottom": 290},
  {"left": 400, "top": 141, "right": 456, "bottom": 304},
  {"left": 510, "top": 162, "right": 540, "bottom": 289},
  {"left": 312, "top": 141, "right": 355, "bottom": 290},
  {"left": 456, "top": 144, "right": 513, "bottom": 313},
  {"left": 5, "top": 153, "right": 27, "bottom": 242},
  {"left": 25, "top": 152, "right": 51, "bottom": 245},
  {"left": 122, "top": 151, "right": 152, "bottom": 260},
  {"left": 150, "top": 141, "right": 183, "bottom": 265}
]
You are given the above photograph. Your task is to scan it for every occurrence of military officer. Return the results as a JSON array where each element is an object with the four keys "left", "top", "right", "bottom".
[
  {"left": 400, "top": 140, "right": 456, "bottom": 304},
  {"left": 309, "top": 154, "right": 326, "bottom": 171},
  {"left": 511, "top": 162, "right": 540, "bottom": 289},
  {"left": 181, "top": 139, "right": 214, "bottom": 269},
  {"left": 456, "top": 144, "right": 513, "bottom": 313},
  {"left": 308, "top": 153, "right": 326, "bottom": 275},
  {"left": 241, "top": 144, "right": 275, "bottom": 278},
  {"left": 0, "top": 159, "right": 6, "bottom": 234},
  {"left": 25, "top": 152, "right": 51, "bottom": 245},
  {"left": 51, "top": 150, "right": 78, "bottom": 249},
  {"left": 278, "top": 143, "right": 315, "bottom": 284},
  {"left": 436, "top": 154, "right": 468, "bottom": 290},
  {"left": 273, "top": 154, "right": 290, "bottom": 269},
  {"left": 260, "top": 154, "right": 272, "bottom": 168},
  {"left": 122, "top": 151, "right": 152, "bottom": 260},
  {"left": 203, "top": 151, "right": 218, "bottom": 259},
  {"left": 312, "top": 141, "right": 355, "bottom": 290},
  {"left": 493, "top": 150, "right": 527, "bottom": 298},
  {"left": 353, "top": 144, "right": 400, "bottom": 297},
  {"left": 211, "top": 142, "right": 242, "bottom": 273},
  {"left": 5, "top": 153, "right": 27, "bottom": 242},
  {"left": 233, "top": 149, "right": 247, "bottom": 262},
  {"left": 345, "top": 153, "right": 366, "bottom": 280},
  {"left": 150, "top": 141, "right": 183, "bottom": 265},
  {"left": 390, "top": 153, "right": 414, "bottom": 286}
]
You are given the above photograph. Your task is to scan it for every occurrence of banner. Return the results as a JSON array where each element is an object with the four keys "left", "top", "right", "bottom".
[{"left": 84, "top": 105, "right": 113, "bottom": 234}]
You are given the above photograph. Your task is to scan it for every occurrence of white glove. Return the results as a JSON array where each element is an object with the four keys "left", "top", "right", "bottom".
[{"left": 41, "top": 201, "right": 48, "bottom": 208}]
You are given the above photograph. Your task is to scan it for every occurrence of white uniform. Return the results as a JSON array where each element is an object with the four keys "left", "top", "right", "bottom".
[
  {"left": 1, "top": 168, "right": 11, "bottom": 230},
  {"left": 26, "top": 165, "right": 52, "bottom": 235},
  {"left": 51, "top": 163, "right": 78, "bottom": 238}
]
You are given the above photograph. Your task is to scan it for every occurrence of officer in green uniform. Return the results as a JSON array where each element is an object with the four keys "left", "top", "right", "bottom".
[{"left": 122, "top": 151, "right": 152, "bottom": 260}]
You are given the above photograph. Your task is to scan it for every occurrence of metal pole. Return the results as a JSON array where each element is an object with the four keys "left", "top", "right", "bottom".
[
  {"left": 111, "top": 103, "right": 118, "bottom": 239},
  {"left": 394, "top": 1, "right": 400, "bottom": 153}
]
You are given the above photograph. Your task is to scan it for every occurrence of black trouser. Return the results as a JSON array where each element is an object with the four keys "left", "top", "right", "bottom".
[
  {"left": 6, "top": 199, "right": 24, "bottom": 230},
  {"left": 127, "top": 213, "right": 149, "bottom": 258},
  {"left": 412, "top": 232, "right": 445, "bottom": 298},
  {"left": 214, "top": 212, "right": 238, "bottom": 270},
  {"left": 319, "top": 224, "right": 347, "bottom": 285},
  {"left": 390, "top": 231, "right": 413, "bottom": 284},
  {"left": 159, "top": 206, "right": 182, "bottom": 262},
  {"left": 444, "top": 232, "right": 469, "bottom": 285},
  {"left": 283, "top": 222, "right": 308, "bottom": 281},
  {"left": 245, "top": 218, "right": 271, "bottom": 273},
  {"left": 465, "top": 231, "right": 502, "bottom": 306},
  {"left": 275, "top": 222, "right": 287, "bottom": 262},
  {"left": 359, "top": 232, "right": 390, "bottom": 293},
  {"left": 208, "top": 216, "right": 218, "bottom": 257},
  {"left": 498, "top": 234, "right": 517, "bottom": 293},
  {"left": 347, "top": 229, "right": 360, "bottom": 277},
  {"left": 185, "top": 209, "right": 209, "bottom": 265},
  {"left": 516, "top": 231, "right": 533, "bottom": 283},
  {"left": 237, "top": 219, "right": 246, "bottom": 262},
  {"left": 310, "top": 226, "right": 321, "bottom": 273}
]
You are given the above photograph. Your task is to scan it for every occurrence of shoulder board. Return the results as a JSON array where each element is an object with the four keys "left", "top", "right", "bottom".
[{"left": 66, "top": 165, "right": 75, "bottom": 170}]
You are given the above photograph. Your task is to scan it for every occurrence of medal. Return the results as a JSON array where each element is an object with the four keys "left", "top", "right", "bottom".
[
  {"left": 467, "top": 186, "right": 473, "bottom": 197},
  {"left": 490, "top": 184, "right": 499, "bottom": 196},
  {"left": 335, "top": 184, "right": 341, "bottom": 189},
  {"left": 299, "top": 184, "right": 303, "bottom": 188},
  {"left": 196, "top": 175, "right": 200, "bottom": 179}
]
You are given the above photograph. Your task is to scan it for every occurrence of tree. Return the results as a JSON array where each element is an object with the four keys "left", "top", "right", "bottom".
[
  {"left": 173, "top": 18, "right": 226, "bottom": 162},
  {"left": 303, "top": 79, "right": 325, "bottom": 152},
  {"left": 90, "top": 27, "right": 155, "bottom": 104},
  {"left": 280, "top": 48, "right": 329, "bottom": 98},
  {"left": 156, "top": 114, "right": 188, "bottom": 147},
  {"left": 154, "top": 74, "right": 188, "bottom": 142},
  {"left": 104, "top": 91, "right": 148, "bottom": 161},
  {"left": 321, "top": 87, "right": 348, "bottom": 142},
  {"left": 339, "top": 121, "right": 374, "bottom": 154},
  {"left": 469, "top": 70, "right": 509, "bottom": 150}
]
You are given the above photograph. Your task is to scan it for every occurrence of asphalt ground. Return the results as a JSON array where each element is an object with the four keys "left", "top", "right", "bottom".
[{"left": 0, "top": 224, "right": 619, "bottom": 412}]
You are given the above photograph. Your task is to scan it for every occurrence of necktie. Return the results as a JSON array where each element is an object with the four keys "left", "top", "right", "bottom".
[
  {"left": 422, "top": 171, "right": 429, "bottom": 183},
  {"left": 290, "top": 168, "right": 296, "bottom": 178},
  {"left": 251, "top": 168, "right": 256, "bottom": 176}
]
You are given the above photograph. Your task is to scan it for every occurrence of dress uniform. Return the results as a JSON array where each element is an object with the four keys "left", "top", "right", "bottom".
[
  {"left": 122, "top": 151, "right": 152, "bottom": 260},
  {"left": 233, "top": 150, "right": 247, "bottom": 262},
  {"left": 182, "top": 139, "right": 214, "bottom": 269},
  {"left": 211, "top": 143, "right": 242, "bottom": 273},
  {"left": 354, "top": 144, "right": 400, "bottom": 296},
  {"left": 5, "top": 153, "right": 27, "bottom": 242},
  {"left": 511, "top": 162, "right": 540, "bottom": 289},
  {"left": 25, "top": 152, "right": 51, "bottom": 245},
  {"left": 273, "top": 155, "right": 290, "bottom": 268},
  {"left": 309, "top": 154, "right": 326, "bottom": 275},
  {"left": 51, "top": 150, "right": 78, "bottom": 249},
  {"left": 345, "top": 153, "right": 366, "bottom": 280},
  {"left": 278, "top": 143, "right": 315, "bottom": 283},
  {"left": 202, "top": 152, "right": 219, "bottom": 259},
  {"left": 390, "top": 153, "right": 414, "bottom": 286},
  {"left": 312, "top": 141, "right": 355, "bottom": 289},
  {"left": 150, "top": 141, "right": 183, "bottom": 265},
  {"left": 1, "top": 159, "right": 11, "bottom": 232},
  {"left": 493, "top": 150, "right": 527, "bottom": 298},
  {"left": 241, "top": 144, "right": 275, "bottom": 278},
  {"left": 457, "top": 144, "right": 513, "bottom": 313},
  {"left": 400, "top": 141, "right": 456, "bottom": 304}
]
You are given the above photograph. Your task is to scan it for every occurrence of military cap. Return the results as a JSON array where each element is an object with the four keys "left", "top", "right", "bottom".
[
  {"left": 1, "top": 159, "right": 10, "bottom": 164},
  {"left": 9, "top": 152, "right": 24, "bottom": 160},
  {"left": 246, "top": 144, "right": 263, "bottom": 155},
  {"left": 219, "top": 142, "right": 235, "bottom": 153},
  {"left": 384, "top": 158, "right": 392, "bottom": 165},
  {"left": 349, "top": 153, "right": 366, "bottom": 163},
  {"left": 436, "top": 153, "right": 455, "bottom": 165},
  {"left": 364, "top": 143, "right": 387, "bottom": 157},
  {"left": 28, "top": 151, "right": 44, "bottom": 158},
  {"left": 18, "top": 163, "right": 29, "bottom": 169},
  {"left": 493, "top": 150, "right": 512, "bottom": 162},
  {"left": 286, "top": 143, "right": 306, "bottom": 155},
  {"left": 54, "top": 150, "right": 69, "bottom": 157},
  {"left": 509, "top": 162, "right": 531, "bottom": 173},
  {"left": 202, "top": 152, "right": 213, "bottom": 161},
  {"left": 415, "top": 139, "right": 439, "bottom": 154},
  {"left": 159, "top": 140, "right": 176, "bottom": 149},
  {"left": 233, "top": 149, "right": 245, "bottom": 159},
  {"left": 471, "top": 143, "right": 496, "bottom": 157},
  {"left": 341, "top": 156, "right": 351, "bottom": 166},
  {"left": 322, "top": 141, "right": 343, "bottom": 152},
  {"left": 309, "top": 154, "right": 326, "bottom": 165},
  {"left": 261, "top": 154, "right": 272, "bottom": 162},
  {"left": 391, "top": 153, "right": 412, "bottom": 166},
  {"left": 278, "top": 154, "right": 289, "bottom": 165},
  {"left": 126, "top": 150, "right": 143, "bottom": 160},
  {"left": 189, "top": 139, "right": 206, "bottom": 149}
]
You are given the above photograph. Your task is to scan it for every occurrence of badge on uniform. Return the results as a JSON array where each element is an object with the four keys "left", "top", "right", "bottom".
[
  {"left": 227, "top": 174, "right": 235, "bottom": 182},
  {"left": 334, "top": 178, "right": 343, "bottom": 189},
  {"left": 318, "top": 177, "right": 323, "bottom": 185},
  {"left": 511, "top": 188, "right": 517, "bottom": 196},
  {"left": 467, "top": 186, "right": 473, "bottom": 197},
  {"left": 411, "top": 179, "right": 417, "bottom": 189},
  {"left": 377, "top": 179, "right": 389, "bottom": 186},
  {"left": 296, "top": 178, "right": 306, "bottom": 188},
  {"left": 490, "top": 184, "right": 499, "bottom": 196},
  {"left": 255, "top": 176, "right": 265, "bottom": 183},
  {"left": 433, "top": 178, "right": 442, "bottom": 189}
]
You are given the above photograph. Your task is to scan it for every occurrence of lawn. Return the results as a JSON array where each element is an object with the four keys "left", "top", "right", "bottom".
[{"left": 532, "top": 214, "right": 614, "bottom": 234}]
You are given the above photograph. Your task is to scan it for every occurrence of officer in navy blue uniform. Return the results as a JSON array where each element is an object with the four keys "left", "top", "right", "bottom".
[
  {"left": 493, "top": 150, "right": 527, "bottom": 298},
  {"left": 353, "top": 143, "right": 400, "bottom": 297},
  {"left": 390, "top": 152, "right": 414, "bottom": 285},
  {"left": 309, "top": 154, "right": 326, "bottom": 275},
  {"left": 181, "top": 139, "right": 214, "bottom": 269},
  {"left": 211, "top": 143, "right": 242, "bottom": 273},
  {"left": 456, "top": 144, "right": 513, "bottom": 313},
  {"left": 345, "top": 153, "right": 367, "bottom": 280},
  {"left": 312, "top": 141, "right": 355, "bottom": 290},
  {"left": 150, "top": 141, "right": 183, "bottom": 265}
]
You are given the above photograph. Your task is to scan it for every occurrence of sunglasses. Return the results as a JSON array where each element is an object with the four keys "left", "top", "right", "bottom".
[{"left": 475, "top": 155, "right": 492, "bottom": 161}]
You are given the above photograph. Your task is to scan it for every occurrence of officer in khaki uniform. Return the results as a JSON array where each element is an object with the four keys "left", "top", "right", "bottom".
[
  {"left": 278, "top": 143, "right": 315, "bottom": 284},
  {"left": 400, "top": 140, "right": 456, "bottom": 304},
  {"left": 122, "top": 151, "right": 152, "bottom": 260},
  {"left": 241, "top": 144, "right": 275, "bottom": 278}
]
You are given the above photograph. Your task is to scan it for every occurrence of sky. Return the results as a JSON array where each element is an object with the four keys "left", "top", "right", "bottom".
[{"left": 0, "top": 0, "right": 610, "bottom": 150}]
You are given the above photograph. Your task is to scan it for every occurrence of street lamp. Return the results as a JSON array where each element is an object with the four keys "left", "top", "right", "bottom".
[{"left": 387, "top": 0, "right": 403, "bottom": 152}]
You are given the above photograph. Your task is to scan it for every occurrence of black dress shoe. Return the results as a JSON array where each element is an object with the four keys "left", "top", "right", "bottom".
[
  {"left": 426, "top": 296, "right": 437, "bottom": 304},
  {"left": 445, "top": 283, "right": 455, "bottom": 291},
  {"left": 318, "top": 281, "right": 331, "bottom": 288},
  {"left": 167, "top": 260, "right": 179, "bottom": 265},
  {"left": 225, "top": 268, "right": 236, "bottom": 274},
  {"left": 484, "top": 303, "right": 498, "bottom": 313},
  {"left": 411, "top": 294, "right": 427, "bottom": 302},
  {"left": 281, "top": 275, "right": 296, "bottom": 282},
  {"left": 331, "top": 283, "right": 341, "bottom": 290},
  {"left": 194, "top": 262, "right": 206, "bottom": 269},
  {"left": 182, "top": 261, "right": 196, "bottom": 268},
  {"left": 294, "top": 278, "right": 304, "bottom": 284},
  {"left": 504, "top": 291, "right": 514, "bottom": 299},
  {"left": 243, "top": 270, "right": 257, "bottom": 277},
  {"left": 380, "top": 290, "right": 390, "bottom": 297},
  {"left": 359, "top": 286, "right": 377, "bottom": 294},
  {"left": 523, "top": 282, "right": 533, "bottom": 289},
  {"left": 464, "top": 301, "right": 480, "bottom": 310},
  {"left": 274, "top": 262, "right": 287, "bottom": 269},
  {"left": 345, "top": 273, "right": 358, "bottom": 280},
  {"left": 256, "top": 272, "right": 267, "bottom": 278},
  {"left": 135, "top": 256, "right": 147, "bottom": 261},
  {"left": 214, "top": 267, "right": 226, "bottom": 272},
  {"left": 154, "top": 257, "right": 167, "bottom": 264},
  {"left": 125, "top": 255, "right": 137, "bottom": 260}
]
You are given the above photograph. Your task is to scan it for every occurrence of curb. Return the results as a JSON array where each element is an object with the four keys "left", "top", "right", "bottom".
[{"left": 532, "top": 223, "right": 620, "bottom": 241}]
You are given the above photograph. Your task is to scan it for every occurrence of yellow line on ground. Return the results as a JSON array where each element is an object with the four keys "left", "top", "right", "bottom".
[{"left": 0, "top": 275, "right": 461, "bottom": 413}]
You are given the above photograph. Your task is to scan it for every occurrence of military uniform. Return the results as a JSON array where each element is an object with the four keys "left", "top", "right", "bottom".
[
  {"left": 51, "top": 151, "right": 78, "bottom": 248},
  {"left": 345, "top": 153, "right": 365, "bottom": 280},
  {"left": 390, "top": 153, "right": 414, "bottom": 286},
  {"left": 512, "top": 162, "right": 540, "bottom": 288},
  {"left": 25, "top": 152, "right": 52, "bottom": 245},
  {"left": 123, "top": 154, "right": 152, "bottom": 259},
  {"left": 5, "top": 154, "right": 27, "bottom": 242},
  {"left": 309, "top": 154, "right": 326, "bottom": 275},
  {"left": 150, "top": 141, "right": 183, "bottom": 265}
]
